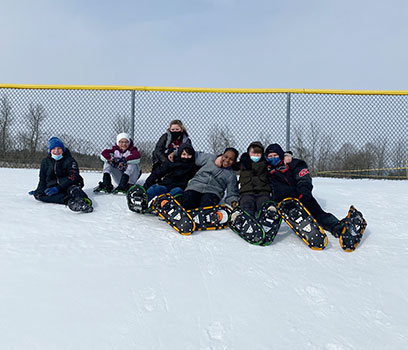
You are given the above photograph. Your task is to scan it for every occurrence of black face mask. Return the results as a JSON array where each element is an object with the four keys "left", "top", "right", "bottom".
[
  {"left": 180, "top": 157, "right": 194, "bottom": 163},
  {"left": 170, "top": 131, "right": 183, "bottom": 139}
]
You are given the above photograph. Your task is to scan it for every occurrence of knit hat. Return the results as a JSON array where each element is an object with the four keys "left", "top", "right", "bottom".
[
  {"left": 47, "top": 137, "right": 65, "bottom": 153},
  {"left": 116, "top": 133, "right": 130, "bottom": 146},
  {"left": 265, "top": 143, "right": 284, "bottom": 160}
]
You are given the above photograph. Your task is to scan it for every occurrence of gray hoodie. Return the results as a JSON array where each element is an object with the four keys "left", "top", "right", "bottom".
[{"left": 185, "top": 152, "right": 239, "bottom": 206}]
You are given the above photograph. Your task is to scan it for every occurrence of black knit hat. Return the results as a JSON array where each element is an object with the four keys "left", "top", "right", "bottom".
[{"left": 265, "top": 143, "right": 284, "bottom": 160}]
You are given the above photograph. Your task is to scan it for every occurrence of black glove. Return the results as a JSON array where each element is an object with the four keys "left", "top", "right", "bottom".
[
  {"left": 239, "top": 153, "right": 252, "bottom": 170},
  {"left": 117, "top": 159, "right": 128, "bottom": 171}
]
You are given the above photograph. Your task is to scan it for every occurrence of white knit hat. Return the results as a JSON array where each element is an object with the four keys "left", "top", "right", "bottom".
[{"left": 116, "top": 133, "right": 130, "bottom": 146}]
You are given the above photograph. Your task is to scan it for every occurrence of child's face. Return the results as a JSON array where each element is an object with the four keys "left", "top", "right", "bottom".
[
  {"left": 170, "top": 124, "right": 182, "bottom": 132},
  {"left": 249, "top": 149, "right": 262, "bottom": 158},
  {"left": 180, "top": 150, "right": 193, "bottom": 159},
  {"left": 220, "top": 150, "right": 236, "bottom": 168},
  {"left": 118, "top": 138, "right": 129, "bottom": 151},
  {"left": 51, "top": 147, "right": 63, "bottom": 156}
]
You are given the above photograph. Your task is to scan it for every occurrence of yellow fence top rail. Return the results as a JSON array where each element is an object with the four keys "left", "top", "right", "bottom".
[{"left": 1, "top": 83, "right": 408, "bottom": 95}]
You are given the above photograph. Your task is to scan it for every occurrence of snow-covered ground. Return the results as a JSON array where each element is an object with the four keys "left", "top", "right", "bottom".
[{"left": 1, "top": 168, "right": 407, "bottom": 350}]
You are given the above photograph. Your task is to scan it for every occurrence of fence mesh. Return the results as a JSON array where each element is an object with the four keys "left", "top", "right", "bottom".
[{"left": 0, "top": 85, "right": 407, "bottom": 178}]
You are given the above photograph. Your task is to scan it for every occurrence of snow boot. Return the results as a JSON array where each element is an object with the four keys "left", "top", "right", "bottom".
[
  {"left": 113, "top": 173, "right": 130, "bottom": 194},
  {"left": 94, "top": 173, "right": 114, "bottom": 193},
  {"left": 68, "top": 197, "right": 93, "bottom": 213}
]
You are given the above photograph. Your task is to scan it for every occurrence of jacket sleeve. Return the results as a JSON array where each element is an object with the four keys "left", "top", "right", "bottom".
[
  {"left": 101, "top": 147, "right": 114, "bottom": 162},
  {"left": 194, "top": 152, "right": 213, "bottom": 167},
  {"left": 143, "top": 161, "right": 171, "bottom": 190},
  {"left": 58, "top": 158, "right": 81, "bottom": 190},
  {"left": 224, "top": 172, "right": 240, "bottom": 206},
  {"left": 126, "top": 147, "right": 141, "bottom": 165},
  {"left": 35, "top": 159, "right": 48, "bottom": 193},
  {"left": 153, "top": 133, "right": 169, "bottom": 164},
  {"left": 293, "top": 160, "right": 313, "bottom": 198}
]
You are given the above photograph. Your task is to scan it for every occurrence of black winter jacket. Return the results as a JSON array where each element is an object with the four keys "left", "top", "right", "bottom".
[
  {"left": 267, "top": 158, "right": 313, "bottom": 202},
  {"left": 35, "top": 148, "right": 84, "bottom": 195},
  {"left": 238, "top": 153, "right": 270, "bottom": 195},
  {"left": 152, "top": 131, "right": 191, "bottom": 165},
  {"left": 144, "top": 144, "right": 198, "bottom": 191}
]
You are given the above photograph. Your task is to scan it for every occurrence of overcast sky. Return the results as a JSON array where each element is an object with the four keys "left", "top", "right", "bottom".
[{"left": 1, "top": 0, "right": 407, "bottom": 90}]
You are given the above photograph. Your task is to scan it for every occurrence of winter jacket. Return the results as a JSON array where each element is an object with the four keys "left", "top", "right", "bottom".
[
  {"left": 267, "top": 157, "right": 313, "bottom": 202},
  {"left": 35, "top": 148, "right": 84, "bottom": 195},
  {"left": 238, "top": 142, "right": 270, "bottom": 195},
  {"left": 152, "top": 131, "right": 191, "bottom": 165},
  {"left": 144, "top": 144, "right": 198, "bottom": 191},
  {"left": 101, "top": 140, "right": 141, "bottom": 164},
  {"left": 185, "top": 152, "right": 239, "bottom": 206}
]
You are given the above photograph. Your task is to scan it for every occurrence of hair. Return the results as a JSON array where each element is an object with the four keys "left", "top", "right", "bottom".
[
  {"left": 223, "top": 147, "right": 239, "bottom": 162},
  {"left": 249, "top": 145, "right": 263, "bottom": 154},
  {"left": 182, "top": 146, "right": 195, "bottom": 156},
  {"left": 168, "top": 119, "right": 188, "bottom": 136}
]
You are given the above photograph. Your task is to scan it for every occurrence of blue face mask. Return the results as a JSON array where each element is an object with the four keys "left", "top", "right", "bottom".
[
  {"left": 250, "top": 156, "right": 261, "bottom": 163},
  {"left": 267, "top": 157, "right": 281, "bottom": 166},
  {"left": 51, "top": 154, "right": 63, "bottom": 161}
]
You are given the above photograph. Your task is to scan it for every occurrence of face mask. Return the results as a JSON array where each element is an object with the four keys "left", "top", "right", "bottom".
[
  {"left": 170, "top": 131, "right": 183, "bottom": 139},
  {"left": 267, "top": 157, "right": 281, "bottom": 166},
  {"left": 51, "top": 154, "right": 63, "bottom": 161},
  {"left": 181, "top": 157, "right": 193, "bottom": 163},
  {"left": 250, "top": 156, "right": 261, "bottom": 163}
]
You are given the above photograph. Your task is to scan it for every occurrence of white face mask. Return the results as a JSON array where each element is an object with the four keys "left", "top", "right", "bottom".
[
  {"left": 250, "top": 156, "right": 261, "bottom": 163},
  {"left": 51, "top": 154, "right": 63, "bottom": 161}
]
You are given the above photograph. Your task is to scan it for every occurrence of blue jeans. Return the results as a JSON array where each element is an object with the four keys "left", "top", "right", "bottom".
[{"left": 146, "top": 185, "right": 184, "bottom": 201}]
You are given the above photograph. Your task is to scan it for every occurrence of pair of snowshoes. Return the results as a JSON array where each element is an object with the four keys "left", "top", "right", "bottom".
[
  {"left": 127, "top": 185, "right": 231, "bottom": 236},
  {"left": 228, "top": 201, "right": 282, "bottom": 246},
  {"left": 94, "top": 173, "right": 130, "bottom": 195},
  {"left": 278, "top": 198, "right": 367, "bottom": 252}
]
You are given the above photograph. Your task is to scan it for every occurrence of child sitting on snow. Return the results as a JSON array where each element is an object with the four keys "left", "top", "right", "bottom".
[
  {"left": 142, "top": 143, "right": 199, "bottom": 201},
  {"left": 29, "top": 137, "right": 93, "bottom": 213},
  {"left": 94, "top": 133, "right": 141, "bottom": 194}
]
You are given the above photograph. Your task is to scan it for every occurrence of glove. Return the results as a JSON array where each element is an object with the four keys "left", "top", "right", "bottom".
[
  {"left": 239, "top": 153, "right": 252, "bottom": 170},
  {"left": 117, "top": 160, "right": 128, "bottom": 171},
  {"left": 28, "top": 190, "right": 36, "bottom": 195},
  {"left": 45, "top": 187, "right": 59, "bottom": 196}
]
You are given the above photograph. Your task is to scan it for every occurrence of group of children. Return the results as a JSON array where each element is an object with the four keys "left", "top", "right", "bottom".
[{"left": 30, "top": 119, "right": 346, "bottom": 239}]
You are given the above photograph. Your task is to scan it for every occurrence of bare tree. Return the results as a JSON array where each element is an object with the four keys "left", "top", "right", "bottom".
[
  {"left": 0, "top": 95, "right": 12, "bottom": 154},
  {"left": 208, "top": 124, "right": 235, "bottom": 155},
  {"left": 26, "top": 103, "right": 46, "bottom": 153},
  {"left": 113, "top": 114, "right": 131, "bottom": 137}
]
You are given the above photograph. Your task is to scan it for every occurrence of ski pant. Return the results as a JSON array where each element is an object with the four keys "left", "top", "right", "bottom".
[
  {"left": 239, "top": 193, "right": 270, "bottom": 218},
  {"left": 103, "top": 162, "right": 140, "bottom": 186},
  {"left": 146, "top": 185, "right": 184, "bottom": 201},
  {"left": 182, "top": 190, "right": 220, "bottom": 210},
  {"left": 35, "top": 185, "right": 88, "bottom": 205},
  {"left": 302, "top": 196, "right": 339, "bottom": 232}
]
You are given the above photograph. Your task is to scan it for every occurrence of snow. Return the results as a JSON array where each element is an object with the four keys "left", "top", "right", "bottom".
[{"left": 1, "top": 168, "right": 408, "bottom": 350}]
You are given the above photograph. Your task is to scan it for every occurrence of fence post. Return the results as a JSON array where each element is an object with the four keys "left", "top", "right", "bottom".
[
  {"left": 285, "top": 92, "right": 291, "bottom": 151},
  {"left": 130, "top": 90, "right": 135, "bottom": 141}
]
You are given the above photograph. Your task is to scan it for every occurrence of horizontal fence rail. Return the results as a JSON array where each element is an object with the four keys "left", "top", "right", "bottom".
[{"left": 0, "top": 84, "right": 407, "bottom": 179}]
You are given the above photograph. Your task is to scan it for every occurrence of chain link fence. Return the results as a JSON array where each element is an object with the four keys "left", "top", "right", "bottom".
[{"left": 0, "top": 85, "right": 407, "bottom": 179}]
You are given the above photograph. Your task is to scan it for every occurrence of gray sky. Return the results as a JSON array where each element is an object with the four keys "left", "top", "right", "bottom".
[{"left": 1, "top": 0, "right": 408, "bottom": 90}]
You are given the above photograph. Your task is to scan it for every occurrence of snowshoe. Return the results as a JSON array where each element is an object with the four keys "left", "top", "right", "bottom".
[
  {"left": 93, "top": 182, "right": 113, "bottom": 194},
  {"left": 278, "top": 198, "right": 327, "bottom": 250},
  {"left": 67, "top": 197, "right": 93, "bottom": 213},
  {"left": 93, "top": 173, "right": 113, "bottom": 193},
  {"left": 228, "top": 207, "right": 265, "bottom": 245},
  {"left": 257, "top": 201, "right": 282, "bottom": 246},
  {"left": 127, "top": 185, "right": 149, "bottom": 213},
  {"left": 338, "top": 205, "right": 367, "bottom": 252},
  {"left": 188, "top": 205, "right": 231, "bottom": 231},
  {"left": 151, "top": 193, "right": 195, "bottom": 235}
]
